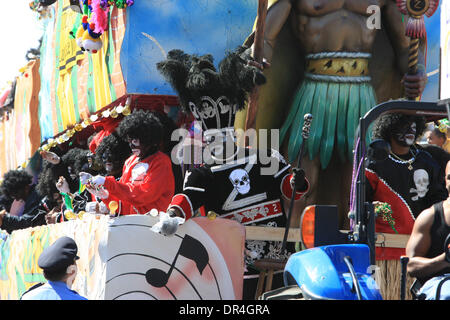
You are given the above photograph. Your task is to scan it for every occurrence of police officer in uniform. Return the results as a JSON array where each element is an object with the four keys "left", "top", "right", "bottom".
[{"left": 21, "top": 236, "right": 87, "bottom": 300}]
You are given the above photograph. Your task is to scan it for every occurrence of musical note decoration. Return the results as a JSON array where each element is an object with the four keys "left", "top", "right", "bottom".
[{"left": 145, "top": 235, "right": 209, "bottom": 288}]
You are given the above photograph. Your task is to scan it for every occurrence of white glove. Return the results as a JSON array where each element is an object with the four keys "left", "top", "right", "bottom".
[
  {"left": 55, "top": 176, "right": 70, "bottom": 194},
  {"left": 86, "top": 185, "right": 109, "bottom": 199},
  {"left": 91, "top": 175, "right": 106, "bottom": 187},
  {"left": 151, "top": 211, "right": 185, "bottom": 236},
  {"left": 79, "top": 172, "right": 93, "bottom": 185},
  {"left": 98, "top": 202, "right": 109, "bottom": 214},
  {"left": 85, "top": 201, "right": 99, "bottom": 213}
]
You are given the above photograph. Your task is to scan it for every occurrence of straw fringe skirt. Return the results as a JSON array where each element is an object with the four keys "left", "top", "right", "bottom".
[{"left": 376, "top": 259, "right": 415, "bottom": 300}]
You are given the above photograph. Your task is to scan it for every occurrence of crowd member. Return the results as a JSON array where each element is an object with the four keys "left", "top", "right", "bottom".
[
  {"left": 61, "top": 148, "right": 95, "bottom": 181},
  {"left": 35, "top": 158, "right": 72, "bottom": 213},
  {"left": 40, "top": 148, "right": 94, "bottom": 223},
  {"left": 35, "top": 166, "right": 65, "bottom": 225},
  {"left": 39, "top": 147, "right": 90, "bottom": 194},
  {"left": 427, "top": 126, "right": 450, "bottom": 153},
  {"left": 156, "top": 46, "right": 309, "bottom": 299},
  {"left": 405, "top": 160, "right": 450, "bottom": 300},
  {"left": 21, "top": 236, "right": 87, "bottom": 300},
  {"left": 0, "top": 191, "right": 13, "bottom": 212},
  {"left": 81, "top": 131, "right": 131, "bottom": 215},
  {"left": 79, "top": 109, "right": 175, "bottom": 215},
  {"left": 94, "top": 131, "right": 131, "bottom": 180},
  {"left": 366, "top": 113, "right": 448, "bottom": 261},
  {"left": 0, "top": 169, "right": 49, "bottom": 234}
]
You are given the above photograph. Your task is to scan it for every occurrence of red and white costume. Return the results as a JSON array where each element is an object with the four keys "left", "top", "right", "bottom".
[{"left": 103, "top": 151, "right": 174, "bottom": 215}]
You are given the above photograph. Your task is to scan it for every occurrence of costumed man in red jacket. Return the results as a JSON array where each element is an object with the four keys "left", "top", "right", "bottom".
[
  {"left": 154, "top": 46, "right": 309, "bottom": 299},
  {"left": 79, "top": 109, "right": 175, "bottom": 215},
  {"left": 366, "top": 113, "right": 448, "bottom": 262}
]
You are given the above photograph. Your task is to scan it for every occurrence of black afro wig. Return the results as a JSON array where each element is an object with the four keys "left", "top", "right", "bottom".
[
  {"left": 372, "top": 113, "right": 426, "bottom": 142},
  {"left": 95, "top": 131, "right": 131, "bottom": 165},
  {"left": 0, "top": 169, "right": 33, "bottom": 198},
  {"left": 61, "top": 148, "right": 90, "bottom": 176},
  {"left": 35, "top": 159, "right": 72, "bottom": 200},
  {"left": 117, "top": 109, "right": 163, "bottom": 148}
]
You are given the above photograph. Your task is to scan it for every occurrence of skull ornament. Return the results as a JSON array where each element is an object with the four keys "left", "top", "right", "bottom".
[
  {"left": 229, "top": 168, "right": 250, "bottom": 195},
  {"left": 410, "top": 169, "right": 429, "bottom": 201}
]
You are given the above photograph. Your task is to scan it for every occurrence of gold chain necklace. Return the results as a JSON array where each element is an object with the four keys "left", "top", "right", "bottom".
[{"left": 388, "top": 150, "right": 415, "bottom": 170}]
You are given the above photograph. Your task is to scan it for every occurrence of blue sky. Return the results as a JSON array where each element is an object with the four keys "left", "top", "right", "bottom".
[{"left": 0, "top": 2, "right": 44, "bottom": 90}]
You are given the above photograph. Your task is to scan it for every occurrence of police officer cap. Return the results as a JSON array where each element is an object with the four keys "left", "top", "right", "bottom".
[{"left": 38, "top": 236, "right": 79, "bottom": 271}]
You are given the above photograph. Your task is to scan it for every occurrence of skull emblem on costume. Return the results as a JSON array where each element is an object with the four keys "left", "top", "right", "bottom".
[
  {"left": 229, "top": 169, "right": 250, "bottom": 195},
  {"left": 410, "top": 169, "right": 429, "bottom": 201},
  {"left": 200, "top": 97, "right": 217, "bottom": 118}
]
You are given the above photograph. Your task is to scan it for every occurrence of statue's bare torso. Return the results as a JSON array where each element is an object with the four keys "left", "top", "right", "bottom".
[
  {"left": 292, "top": 0, "right": 386, "bottom": 52},
  {"left": 264, "top": 0, "right": 409, "bottom": 62}
]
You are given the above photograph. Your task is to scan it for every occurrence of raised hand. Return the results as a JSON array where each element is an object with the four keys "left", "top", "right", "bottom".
[{"left": 40, "top": 150, "right": 61, "bottom": 165}]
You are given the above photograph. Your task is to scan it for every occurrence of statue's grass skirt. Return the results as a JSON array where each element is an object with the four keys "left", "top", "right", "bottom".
[{"left": 280, "top": 79, "right": 377, "bottom": 168}]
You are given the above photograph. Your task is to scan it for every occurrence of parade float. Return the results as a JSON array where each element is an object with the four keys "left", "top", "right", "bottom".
[{"left": 0, "top": 0, "right": 447, "bottom": 300}]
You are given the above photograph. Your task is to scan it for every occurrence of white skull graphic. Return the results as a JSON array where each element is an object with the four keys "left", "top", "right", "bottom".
[
  {"left": 410, "top": 169, "right": 429, "bottom": 201},
  {"left": 229, "top": 169, "right": 250, "bottom": 195}
]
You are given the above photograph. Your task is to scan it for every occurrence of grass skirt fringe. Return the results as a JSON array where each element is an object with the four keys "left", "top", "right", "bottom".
[{"left": 280, "top": 78, "right": 376, "bottom": 168}]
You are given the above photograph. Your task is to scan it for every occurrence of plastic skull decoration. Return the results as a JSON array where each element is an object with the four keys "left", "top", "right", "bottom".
[{"left": 229, "top": 169, "right": 250, "bottom": 195}]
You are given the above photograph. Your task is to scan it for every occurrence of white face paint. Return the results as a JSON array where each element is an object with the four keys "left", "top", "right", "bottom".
[
  {"left": 396, "top": 122, "right": 417, "bottom": 146},
  {"left": 68, "top": 166, "right": 77, "bottom": 180},
  {"left": 404, "top": 122, "right": 417, "bottom": 146},
  {"left": 105, "top": 163, "right": 113, "bottom": 173},
  {"left": 130, "top": 139, "right": 141, "bottom": 156}
]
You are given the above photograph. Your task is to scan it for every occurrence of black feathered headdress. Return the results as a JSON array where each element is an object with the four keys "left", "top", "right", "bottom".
[{"left": 156, "top": 46, "right": 266, "bottom": 132}]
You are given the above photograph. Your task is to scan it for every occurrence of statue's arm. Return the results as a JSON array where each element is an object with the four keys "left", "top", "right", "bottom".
[
  {"left": 256, "top": 0, "right": 293, "bottom": 63},
  {"left": 382, "top": 0, "right": 427, "bottom": 99},
  {"left": 382, "top": 0, "right": 426, "bottom": 74}
]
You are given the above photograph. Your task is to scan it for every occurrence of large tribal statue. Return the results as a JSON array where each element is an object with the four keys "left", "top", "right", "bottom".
[{"left": 234, "top": 0, "right": 430, "bottom": 227}]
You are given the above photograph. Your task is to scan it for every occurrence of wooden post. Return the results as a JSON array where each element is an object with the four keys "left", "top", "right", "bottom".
[{"left": 244, "top": 0, "right": 268, "bottom": 133}]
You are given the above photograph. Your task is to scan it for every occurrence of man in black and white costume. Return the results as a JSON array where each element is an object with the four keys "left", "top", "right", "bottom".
[
  {"left": 366, "top": 113, "right": 448, "bottom": 261},
  {"left": 155, "top": 47, "right": 309, "bottom": 299}
]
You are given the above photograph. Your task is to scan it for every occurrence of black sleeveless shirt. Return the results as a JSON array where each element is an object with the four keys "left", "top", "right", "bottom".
[
  {"left": 429, "top": 202, "right": 450, "bottom": 259},
  {"left": 422, "top": 201, "right": 450, "bottom": 282}
]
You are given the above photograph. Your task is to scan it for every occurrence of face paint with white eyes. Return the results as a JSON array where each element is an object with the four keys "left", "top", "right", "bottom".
[
  {"left": 395, "top": 122, "right": 417, "bottom": 147},
  {"left": 130, "top": 139, "right": 141, "bottom": 157},
  {"left": 68, "top": 166, "right": 77, "bottom": 180}
]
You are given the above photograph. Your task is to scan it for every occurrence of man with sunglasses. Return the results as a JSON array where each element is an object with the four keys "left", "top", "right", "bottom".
[{"left": 79, "top": 109, "right": 175, "bottom": 215}]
